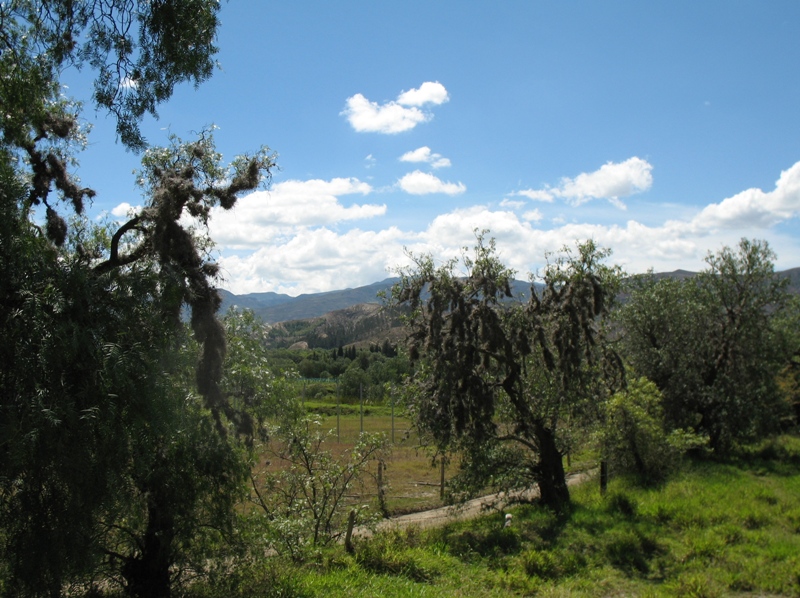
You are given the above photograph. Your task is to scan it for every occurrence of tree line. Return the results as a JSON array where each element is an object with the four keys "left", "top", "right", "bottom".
[{"left": 388, "top": 233, "right": 798, "bottom": 511}]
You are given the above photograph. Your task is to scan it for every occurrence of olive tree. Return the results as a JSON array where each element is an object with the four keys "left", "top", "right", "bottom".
[
  {"left": 619, "top": 239, "right": 793, "bottom": 453},
  {"left": 391, "top": 234, "right": 624, "bottom": 511}
]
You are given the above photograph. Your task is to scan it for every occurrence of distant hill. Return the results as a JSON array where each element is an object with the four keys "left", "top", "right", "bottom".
[
  {"left": 778, "top": 266, "right": 800, "bottom": 291},
  {"left": 262, "top": 303, "right": 407, "bottom": 350},
  {"left": 218, "top": 279, "right": 401, "bottom": 323},
  {"left": 219, "top": 268, "right": 800, "bottom": 350},
  {"left": 219, "top": 277, "right": 537, "bottom": 324}
]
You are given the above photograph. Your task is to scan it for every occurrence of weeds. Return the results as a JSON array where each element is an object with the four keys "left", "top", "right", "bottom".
[{"left": 208, "top": 434, "right": 800, "bottom": 597}]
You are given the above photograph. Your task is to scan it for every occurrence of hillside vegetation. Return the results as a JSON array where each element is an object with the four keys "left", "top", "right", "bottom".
[{"left": 211, "top": 436, "right": 800, "bottom": 597}]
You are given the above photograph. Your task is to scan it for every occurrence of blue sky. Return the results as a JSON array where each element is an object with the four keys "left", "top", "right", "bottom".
[{"left": 68, "top": 1, "right": 800, "bottom": 295}]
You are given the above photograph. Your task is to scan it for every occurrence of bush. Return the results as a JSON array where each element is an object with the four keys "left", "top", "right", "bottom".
[
  {"left": 440, "top": 526, "right": 522, "bottom": 559},
  {"left": 521, "top": 549, "right": 585, "bottom": 580},
  {"left": 250, "top": 418, "right": 388, "bottom": 561},
  {"left": 602, "top": 377, "right": 706, "bottom": 485}
]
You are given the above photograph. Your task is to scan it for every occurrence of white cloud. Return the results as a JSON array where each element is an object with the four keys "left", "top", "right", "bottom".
[
  {"left": 523, "top": 209, "right": 544, "bottom": 222},
  {"left": 218, "top": 227, "right": 410, "bottom": 297},
  {"left": 110, "top": 202, "right": 139, "bottom": 218},
  {"left": 400, "top": 146, "right": 451, "bottom": 168},
  {"left": 342, "top": 82, "right": 449, "bottom": 134},
  {"left": 515, "top": 189, "right": 554, "bottom": 202},
  {"left": 398, "top": 170, "right": 466, "bottom": 195},
  {"left": 209, "top": 177, "right": 385, "bottom": 249},
  {"left": 556, "top": 157, "right": 652, "bottom": 205},
  {"left": 396, "top": 81, "right": 449, "bottom": 106},
  {"left": 213, "top": 161, "right": 800, "bottom": 296},
  {"left": 516, "top": 157, "right": 653, "bottom": 208},
  {"left": 500, "top": 198, "right": 526, "bottom": 209},
  {"left": 689, "top": 161, "right": 800, "bottom": 231}
]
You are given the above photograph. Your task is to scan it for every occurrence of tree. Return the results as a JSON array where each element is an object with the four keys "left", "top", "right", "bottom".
[
  {"left": 1, "top": 0, "right": 221, "bottom": 152},
  {"left": 391, "top": 233, "right": 624, "bottom": 511},
  {"left": 221, "top": 308, "right": 301, "bottom": 431},
  {"left": 99, "top": 332, "right": 250, "bottom": 598},
  {"left": 0, "top": 3, "right": 278, "bottom": 595},
  {"left": 250, "top": 418, "right": 388, "bottom": 562},
  {"left": 619, "top": 239, "right": 793, "bottom": 453}
]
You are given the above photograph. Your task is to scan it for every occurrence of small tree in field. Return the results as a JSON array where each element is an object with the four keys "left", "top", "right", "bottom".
[
  {"left": 250, "top": 418, "right": 388, "bottom": 561},
  {"left": 390, "top": 233, "right": 624, "bottom": 511}
]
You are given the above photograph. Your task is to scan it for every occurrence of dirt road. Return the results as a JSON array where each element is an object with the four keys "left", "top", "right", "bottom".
[{"left": 356, "top": 470, "right": 593, "bottom": 538}]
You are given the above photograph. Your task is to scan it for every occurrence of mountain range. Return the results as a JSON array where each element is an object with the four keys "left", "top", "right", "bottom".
[{"left": 218, "top": 268, "right": 800, "bottom": 350}]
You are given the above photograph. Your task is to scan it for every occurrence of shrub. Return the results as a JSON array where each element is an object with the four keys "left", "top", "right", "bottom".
[
  {"left": 602, "top": 377, "right": 706, "bottom": 485},
  {"left": 250, "top": 418, "right": 388, "bottom": 561}
]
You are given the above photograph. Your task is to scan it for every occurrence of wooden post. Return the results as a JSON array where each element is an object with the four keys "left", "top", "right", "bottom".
[
  {"left": 377, "top": 460, "right": 388, "bottom": 518},
  {"left": 360, "top": 383, "right": 364, "bottom": 434},
  {"left": 344, "top": 509, "right": 356, "bottom": 554},
  {"left": 336, "top": 383, "right": 340, "bottom": 443},
  {"left": 391, "top": 393, "right": 395, "bottom": 444},
  {"left": 440, "top": 456, "right": 446, "bottom": 500}
]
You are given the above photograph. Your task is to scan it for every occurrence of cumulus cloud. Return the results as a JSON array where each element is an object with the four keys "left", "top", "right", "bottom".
[
  {"left": 396, "top": 81, "right": 449, "bottom": 106},
  {"left": 110, "top": 202, "right": 139, "bottom": 218},
  {"left": 523, "top": 209, "right": 544, "bottom": 222},
  {"left": 400, "top": 146, "right": 451, "bottom": 168},
  {"left": 689, "top": 161, "right": 800, "bottom": 231},
  {"left": 218, "top": 227, "right": 410, "bottom": 297},
  {"left": 342, "top": 81, "right": 449, "bottom": 134},
  {"left": 214, "top": 161, "right": 800, "bottom": 296},
  {"left": 398, "top": 170, "right": 466, "bottom": 195},
  {"left": 516, "top": 157, "right": 653, "bottom": 208},
  {"left": 209, "top": 177, "right": 385, "bottom": 249}
]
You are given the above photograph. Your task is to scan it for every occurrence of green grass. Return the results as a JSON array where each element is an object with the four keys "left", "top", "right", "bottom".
[{"left": 249, "top": 435, "right": 800, "bottom": 597}]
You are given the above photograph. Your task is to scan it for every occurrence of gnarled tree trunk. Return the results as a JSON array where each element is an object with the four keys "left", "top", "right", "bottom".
[{"left": 533, "top": 424, "right": 570, "bottom": 511}]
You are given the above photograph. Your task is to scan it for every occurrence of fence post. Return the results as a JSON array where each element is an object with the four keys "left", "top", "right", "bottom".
[
  {"left": 391, "top": 391, "right": 395, "bottom": 444},
  {"left": 377, "top": 460, "right": 388, "bottom": 518},
  {"left": 360, "top": 383, "right": 363, "bottom": 434},
  {"left": 440, "top": 456, "right": 446, "bottom": 500},
  {"left": 344, "top": 509, "right": 356, "bottom": 554},
  {"left": 336, "top": 382, "right": 340, "bottom": 443}
]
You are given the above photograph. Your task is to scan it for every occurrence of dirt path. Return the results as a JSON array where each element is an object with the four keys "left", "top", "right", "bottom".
[{"left": 355, "top": 470, "right": 593, "bottom": 538}]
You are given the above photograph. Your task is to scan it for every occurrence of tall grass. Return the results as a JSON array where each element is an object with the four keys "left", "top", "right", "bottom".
[{"left": 268, "top": 435, "right": 800, "bottom": 597}]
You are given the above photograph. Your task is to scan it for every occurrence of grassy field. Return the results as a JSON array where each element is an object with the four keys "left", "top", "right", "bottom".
[
  {"left": 230, "top": 435, "right": 800, "bottom": 597},
  {"left": 268, "top": 401, "right": 452, "bottom": 514},
  {"left": 259, "top": 399, "right": 594, "bottom": 515}
]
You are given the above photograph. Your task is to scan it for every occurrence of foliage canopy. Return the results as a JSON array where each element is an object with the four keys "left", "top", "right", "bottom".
[
  {"left": 618, "top": 238, "right": 795, "bottom": 453},
  {"left": 391, "top": 233, "right": 625, "bottom": 511},
  {"left": 0, "top": 2, "right": 278, "bottom": 595}
]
